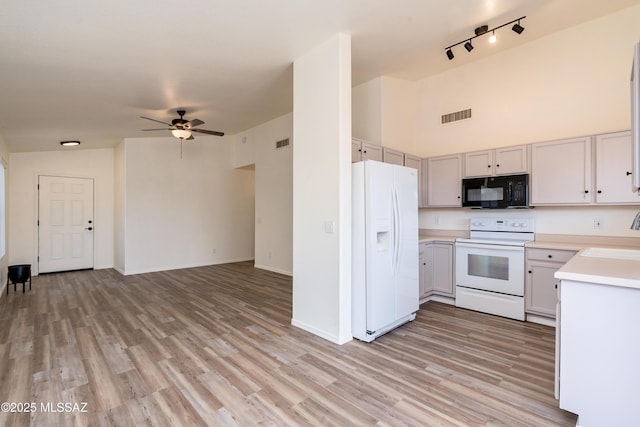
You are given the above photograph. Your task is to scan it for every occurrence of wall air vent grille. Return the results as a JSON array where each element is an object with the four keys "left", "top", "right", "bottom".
[
  {"left": 441, "top": 108, "right": 472, "bottom": 124},
  {"left": 275, "top": 138, "right": 290, "bottom": 149}
]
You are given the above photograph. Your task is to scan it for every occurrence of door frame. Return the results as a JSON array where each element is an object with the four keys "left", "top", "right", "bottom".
[{"left": 34, "top": 173, "right": 97, "bottom": 276}]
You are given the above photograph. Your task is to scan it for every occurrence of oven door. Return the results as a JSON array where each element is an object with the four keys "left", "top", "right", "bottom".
[{"left": 455, "top": 242, "right": 525, "bottom": 296}]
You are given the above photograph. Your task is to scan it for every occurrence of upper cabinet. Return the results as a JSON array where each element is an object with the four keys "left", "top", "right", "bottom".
[
  {"left": 464, "top": 145, "right": 529, "bottom": 178},
  {"left": 531, "top": 132, "right": 640, "bottom": 206},
  {"left": 382, "top": 147, "right": 404, "bottom": 166},
  {"left": 352, "top": 138, "right": 382, "bottom": 162},
  {"left": 423, "top": 154, "right": 462, "bottom": 207},
  {"left": 404, "top": 154, "right": 423, "bottom": 208},
  {"left": 531, "top": 137, "right": 592, "bottom": 205},
  {"left": 594, "top": 131, "right": 640, "bottom": 204}
]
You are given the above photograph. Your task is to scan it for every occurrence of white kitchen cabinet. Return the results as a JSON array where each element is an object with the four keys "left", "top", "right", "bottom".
[
  {"left": 352, "top": 138, "right": 382, "bottom": 162},
  {"left": 557, "top": 277, "right": 640, "bottom": 426},
  {"left": 424, "top": 154, "right": 462, "bottom": 207},
  {"left": 525, "top": 248, "right": 576, "bottom": 318},
  {"left": 420, "top": 242, "right": 454, "bottom": 298},
  {"left": 419, "top": 243, "right": 430, "bottom": 298},
  {"left": 530, "top": 136, "right": 592, "bottom": 205},
  {"left": 382, "top": 147, "right": 404, "bottom": 166},
  {"left": 594, "top": 130, "right": 640, "bottom": 204},
  {"left": 404, "top": 154, "right": 423, "bottom": 208},
  {"left": 464, "top": 145, "right": 528, "bottom": 177}
]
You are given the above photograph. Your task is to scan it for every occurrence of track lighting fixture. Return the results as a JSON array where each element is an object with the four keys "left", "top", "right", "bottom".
[{"left": 444, "top": 16, "right": 526, "bottom": 60}]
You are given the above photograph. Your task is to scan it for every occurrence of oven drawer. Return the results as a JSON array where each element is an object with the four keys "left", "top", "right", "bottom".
[{"left": 526, "top": 248, "right": 576, "bottom": 263}]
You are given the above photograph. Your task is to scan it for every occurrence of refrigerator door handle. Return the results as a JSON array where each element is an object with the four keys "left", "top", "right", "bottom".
[{"left": 392, "top": 188, "right": 401, "bottom": 276}]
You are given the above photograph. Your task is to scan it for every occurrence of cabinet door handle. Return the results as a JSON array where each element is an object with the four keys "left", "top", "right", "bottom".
[
  {"left": 627, "top": 171, "right": 633, "bottom": 176},
  {"left": 528, "top": 270, "right": 532, "bottom": 274},
  {"left": 548, "top": 254, "right": 553, "bottom": 258},
  {"left": 555, "top": 283, "right": 558, "bottom": 289},
  {"left": 496, "top": 164, "right": 500, "bottom": 167},
  {"left": 488, "top": 165, "right": 491, "bottom": 168},
  {"left": 597, "top": 190, "right": 602, "bottom": 194},
  {"left": 584, "top": 190, "right": 589, "bottom": 194}
]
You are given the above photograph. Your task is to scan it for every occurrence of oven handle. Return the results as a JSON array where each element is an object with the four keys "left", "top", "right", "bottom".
[{"left": 455, "top": 242, "right": 524, "bottom": 252}]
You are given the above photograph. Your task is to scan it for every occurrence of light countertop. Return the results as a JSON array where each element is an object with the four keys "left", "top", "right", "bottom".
[{"left": 555, "top": 248, "right": 640, "bottom": 289}]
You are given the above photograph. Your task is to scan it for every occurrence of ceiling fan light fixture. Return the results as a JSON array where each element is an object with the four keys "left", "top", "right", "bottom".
[{"left": 171, "top": 129, "right": 192, "bottom": 140}]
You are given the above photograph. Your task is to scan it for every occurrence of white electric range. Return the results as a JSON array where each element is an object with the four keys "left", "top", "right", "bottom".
[{"left": 454, "top": 217, "right": 535, "bottom": 320}]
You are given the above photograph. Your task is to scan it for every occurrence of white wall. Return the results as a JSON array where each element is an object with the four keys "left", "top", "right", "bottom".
[
  {"left": 381, "top": 77, "right": 418, "bottom": 154},
  {"left": 0, "top": 133, "right": 9, "bottom": 294},
  {"left": 234, "top": 113, "right": 293, "bottom": 275},
  {"left": 113, "top": 141, "right": 125, "bottom": 271},
  {"left": 352, "top": 77, "right": 382, "bottom": 144},
  {"left": 121, "top": 136, "right": 254, "bottom": 275},
  {"left": 292, "top": 33, "right": 352, "bottom": 344},
  {"left": 352, "top": 76, "right": 418, "bottom": 155},
  {"left": 8, "top": 148, "right": 115, "bottom": 273}
]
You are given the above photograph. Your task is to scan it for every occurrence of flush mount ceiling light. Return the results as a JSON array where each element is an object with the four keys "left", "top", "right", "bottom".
[
  {"left": 444, "top": 16, "right": 526, "bottom": 60},
  {"left": 60, "top": 140, "right": 80, "bottom": 147}
]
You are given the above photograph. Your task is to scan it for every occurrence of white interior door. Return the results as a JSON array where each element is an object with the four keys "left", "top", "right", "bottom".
[{"left": 38, "top": 175, "right": 94, "bottom": 273}]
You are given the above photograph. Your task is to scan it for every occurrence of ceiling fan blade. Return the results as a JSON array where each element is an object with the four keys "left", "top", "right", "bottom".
[
  {"left": 186, "top": 134, "right": 195, "bottom": 140},
  {"left": 141, "top": 128, "right": 172, "bottom": 131},
  {"left": 187, "top": 119, "right": 204, "bottom": 128},
  {"left": 192, "top": 128, "right": 225, "bottom": 137},
  {"left": 140, "top": 116, "right": 172, "bottom": 126}
]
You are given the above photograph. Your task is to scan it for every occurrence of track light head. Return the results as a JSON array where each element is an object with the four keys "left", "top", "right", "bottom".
[
  {"left": 464, "top": 41, "right": 474, "bottom": 52},
  {"left": 446, "top": 49, "right": 454, "bottom": 60},
  {"left": 512, "top": 21, "right": 525, "bottom": 34}
]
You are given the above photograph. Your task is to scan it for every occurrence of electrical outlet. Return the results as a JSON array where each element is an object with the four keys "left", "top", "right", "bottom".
[{"left": 594, "top": 219, "right": 602, "bottom": 229}]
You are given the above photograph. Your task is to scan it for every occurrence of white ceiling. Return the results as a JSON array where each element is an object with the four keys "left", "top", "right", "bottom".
[{"left": 1, "top": 0, "right": 638, "bottom": 153}]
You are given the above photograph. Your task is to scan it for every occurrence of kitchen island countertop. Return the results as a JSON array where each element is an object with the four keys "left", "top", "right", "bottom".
[{"left": 555, "top": 248, "right": 640, "bottom": 289}]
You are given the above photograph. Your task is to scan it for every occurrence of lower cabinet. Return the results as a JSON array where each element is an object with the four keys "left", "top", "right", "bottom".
[
  {"left": 420, "top": 242, "right": 454, "bottom": 299},
  {"left": 525, "top": 248, "right": 576, "bottom": 318}
]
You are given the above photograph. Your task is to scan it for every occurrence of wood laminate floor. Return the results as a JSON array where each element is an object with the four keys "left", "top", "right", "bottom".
[{"left": 0, "top": 262, "right": 577, "bottom": 426}]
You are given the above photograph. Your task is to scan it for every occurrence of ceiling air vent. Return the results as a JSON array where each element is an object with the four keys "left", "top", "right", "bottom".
[
  {"left": 441, "top": 108, "right": 472, "bottom": 124},
  {"left": 275, "top": 138, "right": 290, "bottom": 149}
]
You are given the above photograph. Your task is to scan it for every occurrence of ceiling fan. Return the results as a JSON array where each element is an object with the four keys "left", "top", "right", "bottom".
[{"left": 140, "top": 110, "right": 224, "bottom": 140}]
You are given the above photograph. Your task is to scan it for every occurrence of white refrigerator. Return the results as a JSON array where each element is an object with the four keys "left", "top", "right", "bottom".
[{"left": 352, "top": 160, "right": 419, "bottom": 342}]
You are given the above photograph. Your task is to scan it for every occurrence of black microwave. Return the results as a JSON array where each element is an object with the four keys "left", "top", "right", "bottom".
[{"left": 461, "top": 174, "right": 529, "bottom": 208}]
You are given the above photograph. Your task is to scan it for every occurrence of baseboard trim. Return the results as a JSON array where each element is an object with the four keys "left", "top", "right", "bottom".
[
  {"left": 253, "top": 264, "right": 292, "bottom": 276},
  {"left": 291, "top": 318, "right": 352, "bottom": 345}
]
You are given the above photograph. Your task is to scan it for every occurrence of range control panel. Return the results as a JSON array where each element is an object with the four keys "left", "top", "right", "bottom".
[{"left": 469, "top": 217, "right": 535, "bottom": 233}]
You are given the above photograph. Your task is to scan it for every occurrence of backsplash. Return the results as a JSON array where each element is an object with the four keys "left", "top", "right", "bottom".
[{"left": 419, "top": 205, "right": 640, "bottom": 238}]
